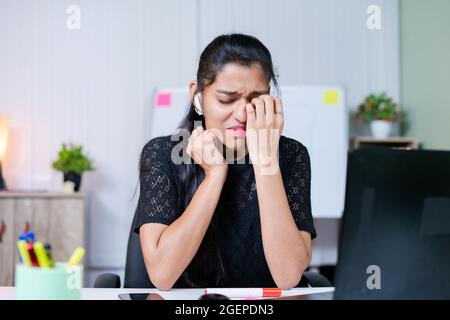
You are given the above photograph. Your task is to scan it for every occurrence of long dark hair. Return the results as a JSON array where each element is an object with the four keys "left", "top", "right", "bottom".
[{"left": 175, "top": 33, "right": 279, "bottom": 287}]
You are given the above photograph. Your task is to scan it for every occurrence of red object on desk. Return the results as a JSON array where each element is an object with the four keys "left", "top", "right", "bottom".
[
  {"left": 204, "top": 288, "right": 282, "bottom": 298},
  {"left": 263, "top": 288, "right": 282, "bottom": 297},
  {"left": 26, "top": 243, "right": 39, "bottom": 267}
]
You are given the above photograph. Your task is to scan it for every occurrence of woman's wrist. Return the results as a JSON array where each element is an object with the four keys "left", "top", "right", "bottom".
[
  {"left": 205, "top": 166, "right": 228, "bottom": 183},
  {"left": 253, "top": 160, "right": 280, "bottom": 176}
]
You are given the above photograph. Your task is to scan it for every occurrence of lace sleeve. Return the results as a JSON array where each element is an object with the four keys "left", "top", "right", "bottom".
[
  {"left": 281, "top": 137, "right": 317, "bottom": 239},
  {"left": 134, "top": 137, "right": 180, "bottom": 234}
]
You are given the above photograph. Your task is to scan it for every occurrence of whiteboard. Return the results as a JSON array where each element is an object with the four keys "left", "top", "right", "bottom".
[
  {"left": 150, "top": 87, "right": 192, "bottom": 138},
  {"left": 150, "top": 86, "right": 348, "bottom": 218},
  {"left": 280, "top": 86, "right": 348, "bottom": 218}
]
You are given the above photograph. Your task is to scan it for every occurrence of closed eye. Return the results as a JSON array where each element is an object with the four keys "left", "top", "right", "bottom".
[{"left": 219, "top": 99, "right": 236, "bottom": 105}]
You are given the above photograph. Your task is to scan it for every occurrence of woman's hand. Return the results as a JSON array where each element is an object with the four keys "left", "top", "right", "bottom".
[
  {"left": 245, "top": 95, "right": 284, "bottom": 175},
  {"left": 186, "top": 126, "right": 228, "bottom": 178}
]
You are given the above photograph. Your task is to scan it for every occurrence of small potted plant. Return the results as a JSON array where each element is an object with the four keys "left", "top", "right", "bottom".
[
  {"left": 355, "top": 92, "right": 403, "bottom": 139},
  {"left": 52, "top": 143, "right": 94, "bottom": 192}
]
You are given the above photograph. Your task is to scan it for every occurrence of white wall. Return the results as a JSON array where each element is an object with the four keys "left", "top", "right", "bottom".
[{"left": 0, "top": 0, "right": 399, "bottom": 268}]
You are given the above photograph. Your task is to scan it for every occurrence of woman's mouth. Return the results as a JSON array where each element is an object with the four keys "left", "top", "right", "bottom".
[{"left": 227, "top": 126, "right": 246, "bottom": 137}]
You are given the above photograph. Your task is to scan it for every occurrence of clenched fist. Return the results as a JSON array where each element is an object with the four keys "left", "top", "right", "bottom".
[{"left": 186, "top": 126, "right": 228, "bottom": 178}]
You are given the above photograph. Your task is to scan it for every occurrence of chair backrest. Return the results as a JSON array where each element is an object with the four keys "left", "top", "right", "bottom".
[{"left": 123, "top": 206, "right": 154, "bottom": 288}]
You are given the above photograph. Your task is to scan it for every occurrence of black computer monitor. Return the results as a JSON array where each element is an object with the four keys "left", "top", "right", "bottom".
[{"left": 334, "top": 148, "right": 450, "bottom": 299}]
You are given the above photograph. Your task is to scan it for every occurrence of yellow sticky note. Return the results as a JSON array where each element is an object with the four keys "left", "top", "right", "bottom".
[{"left": 323, "top": 90, "right": 340, "bottom": 106}]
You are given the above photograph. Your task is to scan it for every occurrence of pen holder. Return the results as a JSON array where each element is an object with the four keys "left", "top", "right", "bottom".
[{"left": 15, "top": 263, "right": 83, "bottom": 300}]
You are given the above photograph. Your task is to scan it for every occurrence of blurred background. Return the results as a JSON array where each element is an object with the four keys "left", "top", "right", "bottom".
[{"left": 0, "top": 0, "right": 448, "bottom": 286}]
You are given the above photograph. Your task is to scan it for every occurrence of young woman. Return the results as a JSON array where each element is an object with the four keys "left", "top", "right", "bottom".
[{"left": 134, "top": 33, "right": 316, "bottom": 290}]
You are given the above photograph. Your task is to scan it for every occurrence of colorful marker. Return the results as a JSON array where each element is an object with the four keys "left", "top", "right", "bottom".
[
  {"left": 18, "top": 231, "right": 35, "bottom": 243},
  {"left": 44, "top": 243, "right": 55, "bottom": 267},
  {"left": 33, "top": 241, "right": 51, "bottom": 268},
  {"left": 25, "top": 242, "right": 39, "bottom": 267},
  {"left": 67, "top": 247, "right": 85, "bottom": 266},
  {"left": 17, "top": 241, "right": 32, "bottom": 267}
]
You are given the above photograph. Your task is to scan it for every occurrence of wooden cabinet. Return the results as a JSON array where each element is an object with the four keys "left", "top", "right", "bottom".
[
  {"left": 0, "top": 199, "right": 14, "bottom": 286},
  {"left": 0, "top": 193, "right": 85, "bottom": 286}
]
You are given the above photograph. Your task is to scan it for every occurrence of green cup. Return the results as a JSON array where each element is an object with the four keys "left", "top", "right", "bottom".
[{"left": 15, "top": 263, "right": 83, "bottom": 300}]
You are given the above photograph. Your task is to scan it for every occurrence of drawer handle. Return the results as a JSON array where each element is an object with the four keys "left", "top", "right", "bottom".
[
  {"left": 23, "top": 221, "right": 31, "bottom": 234},
  {"left": 0, "top": 219, "right": 5, "bottom": 243}
]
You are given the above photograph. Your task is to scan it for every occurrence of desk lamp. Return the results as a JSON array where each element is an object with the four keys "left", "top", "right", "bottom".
[{"left": 0, "top": 115, "right": 10, "bottom": 190}]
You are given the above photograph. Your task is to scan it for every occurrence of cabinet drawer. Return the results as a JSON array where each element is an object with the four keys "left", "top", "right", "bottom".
[
  {"left": 48, "top": 198, "right": 85, "bottom": 262},
  {"left": 13, "top": 199, "right": 51, "bottom": 265}
]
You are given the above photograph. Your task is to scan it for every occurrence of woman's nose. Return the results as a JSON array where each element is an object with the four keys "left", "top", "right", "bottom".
[{"left": 232, "top": 102, "right": 247, "bottom": 123}]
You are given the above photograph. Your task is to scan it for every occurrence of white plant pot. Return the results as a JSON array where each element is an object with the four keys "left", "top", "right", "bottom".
[{"left": 370, "top": 120, "right": 392, "bottom": 139}]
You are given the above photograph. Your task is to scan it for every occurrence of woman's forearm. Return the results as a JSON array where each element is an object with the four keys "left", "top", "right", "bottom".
[
  {"left": 254, "top": 166, "right": 312, "bottom": 289},
  {"left": 146, "top": 170, "right": 227, "bottom": 289}
]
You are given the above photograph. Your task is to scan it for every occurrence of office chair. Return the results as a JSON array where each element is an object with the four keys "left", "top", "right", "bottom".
[{"left": 94, "top": 206, "right": 332, "bottom": 288}]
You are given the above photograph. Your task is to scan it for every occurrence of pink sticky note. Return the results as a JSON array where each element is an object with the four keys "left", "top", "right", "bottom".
[{"left": 156, "top": 92, "right": 172, "bottom": 108}]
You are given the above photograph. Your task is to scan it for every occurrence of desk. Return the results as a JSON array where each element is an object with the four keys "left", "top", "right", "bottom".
[{"left": 0, "top": 286, "right": 335, "bottom": 300}]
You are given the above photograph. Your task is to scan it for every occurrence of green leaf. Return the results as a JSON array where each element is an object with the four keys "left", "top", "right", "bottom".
[{"left": 51, "top": 143, "right": 95, "bottom": 175}]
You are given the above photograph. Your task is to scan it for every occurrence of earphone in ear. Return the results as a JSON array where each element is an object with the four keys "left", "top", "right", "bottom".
[{"left": 193, "top": 94, "right": 204, "bottom": 116}]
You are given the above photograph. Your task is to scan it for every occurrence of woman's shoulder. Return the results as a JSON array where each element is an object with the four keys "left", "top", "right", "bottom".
[
  {"left": 278, "top": 135, "right": 311, "bottom": 173},
  {"left": 140, "top": 135, "right": 179, "bottom": 170},
  {"left": 279, "top": 135, "right": 309, "bottom": 158},
  {"left": 142, "top": 135, "right": 177, "bottom": 153}
]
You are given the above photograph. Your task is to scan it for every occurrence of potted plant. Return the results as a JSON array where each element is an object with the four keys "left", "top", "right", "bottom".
[
  {"left": 52, "top": 143, "right": 94, "bottom": 192},
  {"left": 355, "top": 92, "right": 403, "bottom": 139}
]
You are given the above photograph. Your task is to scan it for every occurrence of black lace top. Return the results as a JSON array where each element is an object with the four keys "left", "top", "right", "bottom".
[{"left": 134, "top": 135, "right": 317, "bottom": 287}]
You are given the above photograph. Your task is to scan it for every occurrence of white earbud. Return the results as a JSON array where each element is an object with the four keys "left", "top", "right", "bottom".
[{"left": 193, "top": 94, "right": 203, "bottom": 116}]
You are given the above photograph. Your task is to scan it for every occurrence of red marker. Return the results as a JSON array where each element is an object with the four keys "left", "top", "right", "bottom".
[
  {"left": 26, "top": 242, "right": 39, "bottom": 267},
  {"left": 204, "top": 288, "right": 282, "bottom": 298}
]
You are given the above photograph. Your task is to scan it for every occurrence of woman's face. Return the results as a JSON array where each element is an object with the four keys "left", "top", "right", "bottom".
[{"left": 190, "top": 62, "right": 270, "bottom": 157}]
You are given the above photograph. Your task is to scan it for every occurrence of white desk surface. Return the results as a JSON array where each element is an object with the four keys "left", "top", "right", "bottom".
[{"left": 0, "top": 286, "right": 334, "bottom": 300}]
